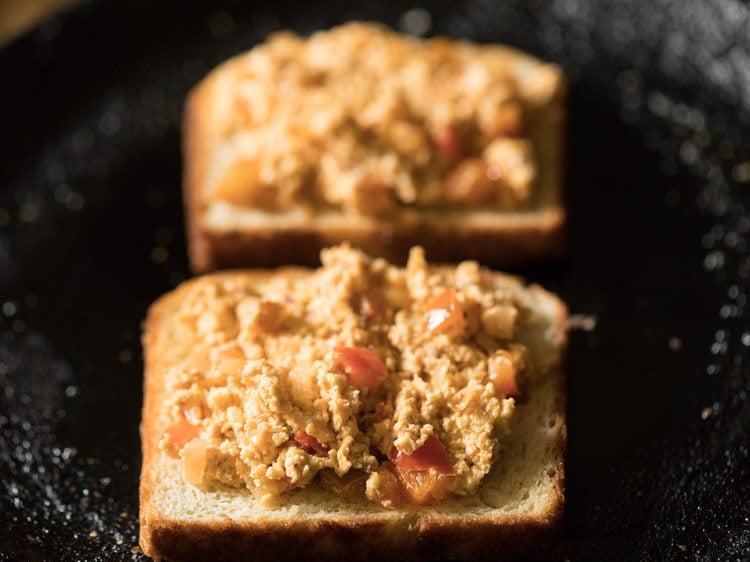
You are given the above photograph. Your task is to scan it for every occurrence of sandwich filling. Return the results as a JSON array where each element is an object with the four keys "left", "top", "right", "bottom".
[
  {"left": 205, "top": 23, "right": 556, "bottom": 218},
  {"left": 161, "top": 246, "right": 531, "bottom": 507}
]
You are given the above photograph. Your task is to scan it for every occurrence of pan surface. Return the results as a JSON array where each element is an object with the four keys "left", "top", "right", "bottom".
[{"left": 0, "top": 1, "right": 748, "bottom": 560}]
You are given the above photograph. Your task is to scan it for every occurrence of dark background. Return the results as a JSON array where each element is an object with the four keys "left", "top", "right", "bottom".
[{"left": 1, "top": 0, "right": 749, "bottom": 560}]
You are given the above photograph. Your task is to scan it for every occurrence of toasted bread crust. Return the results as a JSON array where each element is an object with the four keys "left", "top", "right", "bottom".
[
  {"left": 142, "top": 516, "right": 564, "bottom": 561},
  {"left": 183, "top": 32, "right": 567, "bottom": 272},
  {"left": 139, "top": 271, "right": 567, "bottom": 561},
  {"left": 186, "top": 209, "right": 566, "bottom": 270}
]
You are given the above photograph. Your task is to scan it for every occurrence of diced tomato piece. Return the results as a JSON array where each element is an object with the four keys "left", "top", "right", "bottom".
[
  {"left": 489, "top": 350, "right": 521, "bottom": 398},
  {"left": 294, "top": 430, "right": 328, "bottom": 455},
  {"left": 425, "top": 289, "right": 465, "bottom": 336},
  {"left": 166, "top": 418, "right": 200, "bottom": 450},
  {"left": 397, "top": 469, "right": 453, "bottom": 505},
  {"left": 334, "top": 347, "right": 388, "bottom": 390},
  {"left": 433, "top": 126, "right": 465, "bottom": 159},
  {"left": 182, "top": 438, "right": 208, "bottom": 486},
  {"left": 391, "top": 435, "right": 455, "bottom": 475}
]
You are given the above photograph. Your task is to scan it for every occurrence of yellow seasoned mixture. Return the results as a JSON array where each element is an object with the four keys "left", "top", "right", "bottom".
[
  {"left": 209, "top": 23, "right": 539, "bottom": 215},
  {"left": 161, "top": 246, "right": 530, "bottom": 507}
]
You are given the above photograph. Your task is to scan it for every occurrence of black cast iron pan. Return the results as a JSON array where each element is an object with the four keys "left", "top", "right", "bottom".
[{"left": 1, "top": 1, "right": 749, "bottom": 560}]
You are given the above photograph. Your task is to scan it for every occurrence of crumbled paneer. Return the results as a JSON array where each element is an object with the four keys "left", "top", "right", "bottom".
[
  {"left": 161, "top": 245, "right": 531, "bottom": 506},
  {"left": 208, "top": 23, "right": 537, "bottom": 215}
]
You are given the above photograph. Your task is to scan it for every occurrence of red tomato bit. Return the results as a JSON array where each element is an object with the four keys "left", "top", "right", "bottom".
[
  {"left": 398, "top": 469, "right": 453, "bottom": 505},
  {"left": 294, "top": 430, "right": 329, "bottom": 455},
  {"left": 425, "top": 289, "right": 466, "bottom": 336},
  {"left": 433, "top": 126, "right": 465, "bottom": 159},
  {"left": 334, "top": 346, "right": 389, "bottom": 390},
  {"left": 489, "top": 350, "right": 521, "bottom": 398},
  {"left": 391, "top": 435, "right": 455, "bottom": 475}
]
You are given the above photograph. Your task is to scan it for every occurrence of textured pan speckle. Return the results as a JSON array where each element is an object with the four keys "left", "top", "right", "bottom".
[{"left": 0, "top": 0, "right": 748, "bottom": 561}]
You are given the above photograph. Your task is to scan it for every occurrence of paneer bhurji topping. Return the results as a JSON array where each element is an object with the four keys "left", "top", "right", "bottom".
[
  {"left": 161, "top": 245, "right": 531, "bottom": 507},
  {"left": 207, "top": 23, "right": 545, "bottom": 216}
]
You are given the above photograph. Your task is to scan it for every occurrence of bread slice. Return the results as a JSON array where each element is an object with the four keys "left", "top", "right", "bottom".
[
  {"left": 139, "top": 255, "right": 567, "bottom": 561},
  {"left": 184, "top": 23, "right": 566, "bottom": 272}
]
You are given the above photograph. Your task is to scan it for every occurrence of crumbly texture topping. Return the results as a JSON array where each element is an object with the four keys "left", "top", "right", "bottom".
[
  {"left": 161, "top": 246, "right": 532, "bottom": 506},
  {"left": 208, "top": 23, "right": 539, "bottom": 216}
]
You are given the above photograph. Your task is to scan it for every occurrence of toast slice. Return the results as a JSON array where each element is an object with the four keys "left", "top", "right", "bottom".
[
  {"left": 139, "top": 247, "right": 567, "bottom": 560},
  {"left": 185, "top": 22, "right": 566, "bottom": 271}
]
